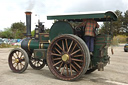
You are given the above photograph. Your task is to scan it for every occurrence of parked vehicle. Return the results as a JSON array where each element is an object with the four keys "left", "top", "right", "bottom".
[
  {"left": 2, "top": 38, "right": 9, "bottom": 44},
  {"left": 13, "top": 39, "right": 23, "bottom": 46},
  {"left": 0, "top": 39, "right": 4, "bottom": 45},
  {"left": 124, "top": 43, "right": 128, "bottom": 52},
  {"left": 9, "top": 39, "right": 17, "bottom": 45}
]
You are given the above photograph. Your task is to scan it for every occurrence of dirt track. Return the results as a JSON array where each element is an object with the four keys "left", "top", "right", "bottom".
[{"left": 0, "top": 44, "right": 128, "bottom": 85}]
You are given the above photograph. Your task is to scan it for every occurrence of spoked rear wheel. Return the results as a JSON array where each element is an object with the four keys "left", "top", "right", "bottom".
[
  {"left": 47, "top": 34, "right": 90, "bottom": 81},
  {"left": 8, "top": 48, "right": 29, "bottom": 73}
]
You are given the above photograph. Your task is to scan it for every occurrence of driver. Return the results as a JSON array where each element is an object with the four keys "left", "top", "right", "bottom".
[{"left": 78, "top": 19, "right": 99, "bottom": 55}]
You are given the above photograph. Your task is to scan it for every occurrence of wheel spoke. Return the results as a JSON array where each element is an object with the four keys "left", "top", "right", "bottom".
[
  {"left": 67, "top": 41, "right": 73, "bottom": 53},
  {"left": 15, "top": 63, "right": 18, "bottom": 69},
  {"left": 12, "top": 62, "right": 16, "bottom": 65},
  {"left": 13, "top": 56, "right": 16, "bottom": 59},
  {"left": 36, "top": 61, "right": 38, "bottom": 67},
  {"left": 71, "top": 64, "right": 79, "bottom": 73},
  {"left": 70, "top": 63, "right": 73, "bottom": 76},
  {"left": 21, "top": 58, "right": 25, "bottom": 62},
  {"left": 71, "top": 43, "right": 77, "bottom": 53},
  {"left": 19, "top": 54, "right": 23, "bottom": 58},
  {"left": 15, "top": 51, "right": 19, "bottom": 58},
  {"left": 20, "top": 62, "right": 25, "bottom": 68},
  {"left": 13, "top": 54, "right": 17, "bottom": 58},
  {"left": 33, "top": 61, "right": 36, "bottom": 66},
  {"left": 39, "top": 60, "right": 43, "bottom": 64},
  {"left": 19, "top": 63, "right": 22, "bottom": 70},
  {"left": 65, "top": 39, "right": 68, "bottom": 51},
  {"left": 62, "top": 40, "right": 65, "bottom": 52},
  {"left": 20, "top": 55, "right": 25, "bottom": 60},
  {"left": 53, "top": 58, "right": 62, "bottom": 61},
  {"left": 66, "top": 64, "right": 69, "bottom": 76},
  {"left": 51, "top": 53, "right": 61, "bottom": 56},
  {"left": 53, "top": 60, "right": 62, "bottom": 67},
  {"left": 20, "top": 63, "right": 22, "bottom": 69},
  {"left": 74, "top": 61, "right": 81, "bottom": 69},
  {"left": 54, "top": 48, "right": 61, "bottom": 54},
  {"left": 38, "top": 59, "right": 43, "bottom": 62},
  {"left": 17, "top": 63, "right": 19, "bottom": 70},
  {"left": 56, "top": 43, "right": 63, "bottom": 51},
  {"left": 61, "top": 64, "right": 66, "bottom": 75},
  {"left": 70, "top": 49, "right": 81, "bottom": 56},
  {"left": 12, "top": 59, "right": 15, "bottom": 61},
  {"left": 58, "top": 62, "right": 63, "bottom": 71},
  {"left": 73, "top": 54, "right": 83, "bottom": 57},
  {"left": 71, "top": 58, "right": 83, "bottom": 62}
]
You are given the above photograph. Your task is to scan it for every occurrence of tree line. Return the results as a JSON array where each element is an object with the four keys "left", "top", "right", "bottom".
[
  {"left": 0, "top": 10, "right": 128, "bottom": 39},
  {"left": 0, "top": 22, "right": 26, "bottom": 39},
  {"left": 0, "top": 22, "right": 49, "bottom": 39},
  {"left": 99, "top": 10, "right": 128, "bottom": 36}
]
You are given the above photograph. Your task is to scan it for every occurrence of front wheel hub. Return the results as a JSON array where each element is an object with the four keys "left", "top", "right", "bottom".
[{"left": 15, "top": 59, "right": 19, "bottom": 63}]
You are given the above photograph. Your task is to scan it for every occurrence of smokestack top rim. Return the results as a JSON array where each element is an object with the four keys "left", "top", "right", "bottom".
[{"left": 25, "top": 11, "right": 32, "bottom": 15}]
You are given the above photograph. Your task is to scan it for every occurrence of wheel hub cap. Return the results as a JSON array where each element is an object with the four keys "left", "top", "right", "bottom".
[
  {"left": 15, "top": 59, "right": 19, "bottom": 63},
  {"left": 62, "top": 54, "right": 69, "bottom": 61}
]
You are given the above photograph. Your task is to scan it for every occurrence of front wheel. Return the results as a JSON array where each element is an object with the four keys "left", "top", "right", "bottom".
[
  {"left": 47, "top": 34, "right": 90, "bottom": 81},
  {"left": 8, "top": 48, "right": 29, "bottom": 73}
]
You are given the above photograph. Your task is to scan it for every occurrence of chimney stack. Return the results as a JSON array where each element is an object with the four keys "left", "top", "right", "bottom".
[{"left": 25, "top": 11, "right": 32, "bottom": 38}]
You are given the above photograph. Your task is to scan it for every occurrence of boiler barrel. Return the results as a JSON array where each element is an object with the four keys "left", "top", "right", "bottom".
[
  {"left": 28, "top": 39, "right": 49, "bottom": 51},
  {"left": 21, "top": 39, "right": 49, "bottom": 52}
]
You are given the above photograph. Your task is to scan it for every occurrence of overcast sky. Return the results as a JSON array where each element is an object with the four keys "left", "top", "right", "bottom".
[{"left": 0, "top": 0, "right": 128, "bottom": 31}]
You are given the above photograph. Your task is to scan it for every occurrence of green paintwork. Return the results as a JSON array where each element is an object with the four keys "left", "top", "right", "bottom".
[
  {"left": 49, "top": 21, "right": 74, "bottom": 41},
  {"left": 30, "top": 39, "right": 39, "bottom": 50},
  {"left": 92, "top": 34, "right": 111, "bottom": 67},
  {"left": 39, "top": 33, "right": 49, "bottom": 43},
  {"left": 43, "top": 43, "right": 49, "bottom": 49},
  {"left": 40, "top": 36, "right": 49, "bottom": 42},
  {"left": 47, "top": 11, "right": 117, "bottom": 21},
  {"left": 29, "top": 39, "right": 49, "bottom": 50},
  {"left": 34, "top": 49, "right": 47, "bottom": 59}
]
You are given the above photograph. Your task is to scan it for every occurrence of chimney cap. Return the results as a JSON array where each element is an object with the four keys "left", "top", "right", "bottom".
[{"left": 25, "top": 11, "right": 32, "bottom": 15}]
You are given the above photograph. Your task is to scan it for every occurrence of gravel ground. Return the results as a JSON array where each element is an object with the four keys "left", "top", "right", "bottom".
[{"left": 0, "top": 44, "right": 128, "bottom": 85}]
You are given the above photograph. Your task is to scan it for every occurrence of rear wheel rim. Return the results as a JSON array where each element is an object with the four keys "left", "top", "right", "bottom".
[{"left": 47, "top": 35, "right": 88, "bottom": 80}]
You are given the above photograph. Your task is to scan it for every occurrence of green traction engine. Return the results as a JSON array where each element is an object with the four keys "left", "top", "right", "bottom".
[{"left": 8, "top": 11, "right": 117, "bottom": 81}]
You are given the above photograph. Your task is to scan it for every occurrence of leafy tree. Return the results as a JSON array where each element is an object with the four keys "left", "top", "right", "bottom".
[
  {"left": 11, "top": 22, "right": 26, "bottom": 38},
  {"left": 11, "top": 22, "right": 26, "bottom": 32},
  {"left": 112, "top": 10, "right": 123, "bottom": 35},
  {"left": 123, "top": 10, "right": 128, "bottom": 35},
  {"left": 31, "top": 30, "right": 35, "bottom": 37},
  {"left": 99, "top": 10, "right": 123, "bottom": 36},
  {"left": 0, "top": 28, "right": 13, "bottom": 38},
  {"left": 15, "top": 30, "right": 25, "bottom": 39}
]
